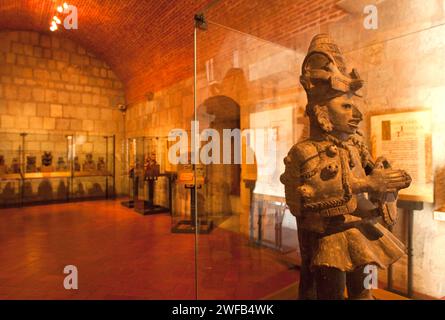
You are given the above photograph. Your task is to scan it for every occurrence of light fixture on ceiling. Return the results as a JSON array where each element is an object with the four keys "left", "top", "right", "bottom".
[
  {"left": 53, "top": 16, "right": 61, "bottom": 24},
  {"left": 50, "top": 20, "right": 58, "bottom": 32}
]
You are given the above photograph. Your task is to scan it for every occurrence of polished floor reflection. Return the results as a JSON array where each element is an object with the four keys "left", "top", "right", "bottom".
[{"left": 0, "top": 200, "right": 297, "bottom": 299}]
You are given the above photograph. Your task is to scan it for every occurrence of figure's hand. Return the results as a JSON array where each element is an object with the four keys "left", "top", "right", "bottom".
[
  {"left": 374, "top": 156, "right": 392, "bottom": 170},
  {"left": 367, "top": 168, "right": 412, "bottom": 194}
]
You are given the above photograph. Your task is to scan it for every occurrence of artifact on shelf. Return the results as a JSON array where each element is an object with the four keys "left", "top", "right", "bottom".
[
  {"left": 280, "top": 34, "right": 412, "bottom": 300},
  {"left": 144, "top": 153, "right": 160, "bottom": 181},
  {"left": 0, "top": 155, "right": 7, "bottom": 175},
  {"left": 26, "top": 156, "right": 37, "bottom": 173},
  {"left": 97, "top": 157, "right": 106, "bottom": 173},
  {"left": 56, "top": 157, "right": 68, "bottom": 171},
  {"left": 41, "top": 151, "right": 54, "bottom": 172},
  {"left": 82, "top": 153, "right": 96, "bottom": 172}
]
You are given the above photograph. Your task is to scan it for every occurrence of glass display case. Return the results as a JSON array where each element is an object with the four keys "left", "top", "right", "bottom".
[
  {"left": 190, "top": 0, "right": 445, "bottom": 300},
  {"left": 0, "top": 132, "right": 115, "bottom": 207},
  {"left": 171, "top": 160, "right": 213, "bottom": 233},
  {"left": 0, "top": 132, "right": 23, "bottom": 207},
  {"left": 71, "top": 134, "right": 115, "bottom": 200},
  {"left": 133, "top": 136, "right": 174, "bottom": 215},
  {"left": 22, "top": 132, "right": 71, "bottom": 205}
]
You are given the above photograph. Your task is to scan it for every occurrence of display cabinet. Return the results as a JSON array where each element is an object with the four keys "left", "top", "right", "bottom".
[
  {"left": 133, "top": 136, "right": 174, "bottom": 215},
  {"left": 21, "top": 133, "right": 71, "bottom": 205},
  {"left": 171, "top": 159, "right": 213, "bottom": 234},
  {"left": 0, "top": 132, "right": 115, "bottom": 207},
  {"left": 0, "top": 132, "right": 23, "bottom": 207},
  {"left": 71, "top": 134, "right": 115, "bottom": 200}
]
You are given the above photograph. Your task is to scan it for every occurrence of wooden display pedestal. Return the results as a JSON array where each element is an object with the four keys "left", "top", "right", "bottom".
[
  {"left": 134, "top": 179, "right": 169, "bottom": 215},
  {"left": 121, "top": 175, "right": 136, "bottom": 208}
]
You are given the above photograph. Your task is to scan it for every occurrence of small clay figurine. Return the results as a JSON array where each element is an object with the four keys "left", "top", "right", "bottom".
[
  {"left": 26, "top": 156, "right": 37, "bottom": 173},
  {"left": 41, "top": 151, "right": 54, "bottom": 172},
  {"left": 144, "top": 152, "right": 160, "bottom": 181},
  {"left": 9, "top": 158, "right": 20, "bottom": 174},
  {"left": 56, "top": 157, "right": 67, "bottom": 171},
  {"left": 280, "top": 34, "right": 412, "bottom": 300},
  {"left": 82, "top": 153, "right": 95, "bottom": 172},
  {"left": 97, "top": 157, "right": 106, "bottom": 172},
  {"left": 0, "top": 155, "right": 7, "bottom": 175},
  {"left": 74, "top": 156, "right": 81, "bottom": 172}
]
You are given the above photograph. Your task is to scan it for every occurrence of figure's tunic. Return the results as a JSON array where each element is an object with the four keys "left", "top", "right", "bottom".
[{"left": 281, "top": 134, "right": 405, "bottom": 272}]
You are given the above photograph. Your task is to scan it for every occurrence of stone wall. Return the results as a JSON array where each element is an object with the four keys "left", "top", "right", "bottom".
[{"left": 0, "top": 30, "right": 126, "bottom": 194}]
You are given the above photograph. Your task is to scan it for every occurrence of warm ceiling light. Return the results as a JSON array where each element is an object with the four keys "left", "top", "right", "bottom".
[
  {"left": 63, "top": 2, "right": 69, "bottom": 10},
  {"left": 53, "top": 16, "right": 61, "bottom": 24},
  {"left": 57, "top": 6, "right": 63, "bottom": 13},
  {"left": 50, "top": 25, "right": 58, "bottom": 32}
]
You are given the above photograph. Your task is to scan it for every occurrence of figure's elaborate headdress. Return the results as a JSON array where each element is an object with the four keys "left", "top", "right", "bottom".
[{"left": 300, "top": 34, "right": 364, "bottom": 110}]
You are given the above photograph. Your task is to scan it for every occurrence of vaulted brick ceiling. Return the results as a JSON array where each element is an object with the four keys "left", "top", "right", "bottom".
[
  {"left": 0, "top": 0, "right": 345, "bottom": 104},
  {"left": 0, "top": 0, "right": 213, "bottom": 104}
]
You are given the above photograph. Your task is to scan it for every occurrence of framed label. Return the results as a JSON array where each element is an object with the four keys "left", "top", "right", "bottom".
[{"left": 370, "top": 109, "right": 433, "bottom": 203}]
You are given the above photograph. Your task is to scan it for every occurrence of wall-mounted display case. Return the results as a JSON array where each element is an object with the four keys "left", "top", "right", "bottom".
[
  {"left": 71, "top": 134, "right": 115, "bottom": 200},
  {"left": 0, "top": 132, "right": 115, "bottom": 207}
]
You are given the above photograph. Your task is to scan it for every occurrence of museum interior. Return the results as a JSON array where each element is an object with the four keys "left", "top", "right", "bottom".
[{"left": 0, "top": 0, "right": 445, "bottom": 300}]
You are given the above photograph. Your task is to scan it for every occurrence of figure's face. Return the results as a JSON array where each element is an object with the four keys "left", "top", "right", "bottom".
[{"left": 326, "top": 94, "right": 363, "bottom": 134}]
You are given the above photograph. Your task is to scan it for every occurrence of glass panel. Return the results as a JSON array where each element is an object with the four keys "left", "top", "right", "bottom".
[
  {"left": 120, "top": 138, "right": 137, "bottom": 208},
  {"left": 195, "top": 0, "right": 445, "bottom": 299},
  {"left": 22, "top": 132, "right": 71, "bottom": 205},
  {"left": 72, "top": 134, "right": 115, "bottom": 200},
  {"left": 195, "top": 21, "right": 300, "bottom": 299},
  {"left": 133, "top": 136, "right": 171, "bottom": 215}
]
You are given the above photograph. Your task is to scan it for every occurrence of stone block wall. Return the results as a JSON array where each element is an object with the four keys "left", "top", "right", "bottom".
[{"left": 0, "top": 30, "right": 126, "bottom": 194}]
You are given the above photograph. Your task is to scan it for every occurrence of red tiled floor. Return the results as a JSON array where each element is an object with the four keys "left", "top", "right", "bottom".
[{"left": 0, "top": 200, "right": 298, "bottom": 300}]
